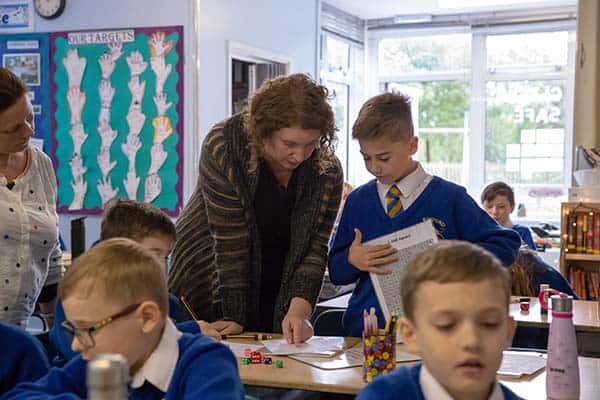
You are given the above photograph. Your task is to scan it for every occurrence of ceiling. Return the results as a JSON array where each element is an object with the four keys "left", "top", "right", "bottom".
[{"left": 322, "top": 0, "right": 577, "bottom": 20}]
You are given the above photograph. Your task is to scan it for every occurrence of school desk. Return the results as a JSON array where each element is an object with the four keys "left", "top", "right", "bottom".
[
  {"left": 510, "top": 297, "right": 600, "bottom": 332},
  {"left": 317, "top": 294, "right": 600, "bottom": 332},
  {"left": 231, "top": 335, "right": 600, "bottom": 398}
]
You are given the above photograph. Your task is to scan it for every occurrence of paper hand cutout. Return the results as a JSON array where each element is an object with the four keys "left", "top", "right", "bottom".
[
  {"left": 70, "top": 123, "right": 88, "bottom": 156},
  {"left": 98, "top": 124, "right": 117, "bottom": 149},
  {"left": 66, "top": 87, "right": 86, "bottom": 125},
  {"left": 124, "top": 170, "right": 140, "bottom": 200},
  {"left": 152, "top": 115, "right": 173, "bottom": 144},
  {"left": 144, "top": 173, "right": 162, "bottom": 203},
  {"left": 150, "top": 57, "right": 171, "bottom": 95},
  {"left": 97, "top": 176, "right": 118, "bottom": 205},
  {"left": 148, "top": 144, "right": 168, "bottom": 175},
  {"left": 126, "top": 109, "right": 146, "bottom": 136},
  {"left": 69, "top": 153, "right": 87, "bottom": 178},
  {"left": 97, "top": 147, "right": 117, "bottom": 177},
  {"left": 62, "top": 49, "right": 87, "bottom": 88},
  {"left": 128, "top": 76, "right": 146, "bottom": 110},
  {"left": 121, "top": 134, "right": 141, "bottom": 168},
  {"left": 107, "top": 42, "right": 123, "bottom": 62},
  {"left": 99, "top": 53, "right": 116, "bottom": 79},
  {"left": 99, "top": 80, "right": 115, "bottom": 108},
  {"left": 126, "top": 51, "right": 148, "bottom": 77},
  {"left": 69, "top": 175, "right": 87, "bottom": 211},
  {"left": 149, "top": 32, "right": 174, "bottom": 58},
  {"left": 153, "top": 93, "right": 172, "bottom": 116}
]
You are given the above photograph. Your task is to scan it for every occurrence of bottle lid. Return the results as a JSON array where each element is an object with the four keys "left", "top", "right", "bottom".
[
  {"left": 551, "top": 294, "right": 573, "bottom": 313},
  {"left": 87, "top": 353, "right": 130, "bottom": 389}
]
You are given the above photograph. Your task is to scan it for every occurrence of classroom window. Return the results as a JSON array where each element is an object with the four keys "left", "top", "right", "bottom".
[
  {"left": 320, "top": 33, "right": 364, "bottom": 178},
  {"left": 371, "top": 23, "right": 574, "bottom": 222}
]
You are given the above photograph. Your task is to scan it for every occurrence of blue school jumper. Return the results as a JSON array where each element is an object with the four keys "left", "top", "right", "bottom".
[
  {"left": 0, "top": 322, "right": 49, "bottom": 395},
  {"left": 512, "top": 224, "right": 536, "bottom": 250},
  {"left": 356, "top": 364, "right": 524, "bottom": 400},
  {"left": 49, "top": 293, "right": 198, "bottom": 365},
  {"left": 328, "top": 177, "right": 521, "bottom": 337},
  {"left": 3, "top": 332, "right": 244, "bottom": 400}
]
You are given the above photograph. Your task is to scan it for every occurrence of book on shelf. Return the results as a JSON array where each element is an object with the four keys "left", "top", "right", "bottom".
[
  {"left": 568, "top": 266, "right": 600, "bottom": 300},
  {"left": 565, "top": 211, "right": 600, "bottom": 255}
]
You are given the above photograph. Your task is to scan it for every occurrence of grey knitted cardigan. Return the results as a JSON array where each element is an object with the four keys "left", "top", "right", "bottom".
[{"left": 168, "top": 114, "right": 343, "bottom": 331}]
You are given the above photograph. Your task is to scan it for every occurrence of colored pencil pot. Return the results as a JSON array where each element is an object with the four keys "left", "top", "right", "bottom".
[{"left": 362, "top": 331, "right": 396, "bottom": 383}]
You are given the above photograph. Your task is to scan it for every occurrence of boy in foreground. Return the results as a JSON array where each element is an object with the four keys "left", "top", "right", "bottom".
[
  {"left": 357, "top": 241, "right": 523, "bottom": 400},
  {"left": 5, "top": 239, "right": 244, "bottom": 399}
]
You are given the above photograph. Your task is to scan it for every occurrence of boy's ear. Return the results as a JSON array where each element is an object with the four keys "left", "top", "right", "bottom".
[
  {"left": 408, "top": 136, "right": 418, "bottom": 156},
  {"left": 504, "top": 316, "right": 516, "bottom": 349},
  {"left": 137, "top": 301, "right": 162, "bottom": 333},
  {"left": 399, "top": 317, "right": 421, "bottom": 354}
]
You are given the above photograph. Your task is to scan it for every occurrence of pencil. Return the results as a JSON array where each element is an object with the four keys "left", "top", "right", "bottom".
[
  {"left": 179, "top": 296, "right": 200, "bottom": 321},
  {"left": 222, "top": 334, "right": 273, "bottom": 340}
]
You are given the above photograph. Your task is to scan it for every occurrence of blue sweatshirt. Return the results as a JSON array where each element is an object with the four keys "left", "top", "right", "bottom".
[
  {"left": 356, "top": 364, "right": 524, "bottom": 400},
  {"left": 328, "top": 177, "right": 521, "bottom": 337},
  {"left": 50, "top": 293, "right": 199, "bottom": 365},
  {"left": 512, "top": 224, "right": 536, "bottom": 250},
  {"left": 3, "top": 332, "right": 244, "bottom": 400},
  {"left": 0, "top": 322, "right": 49, "bottom": 395}
]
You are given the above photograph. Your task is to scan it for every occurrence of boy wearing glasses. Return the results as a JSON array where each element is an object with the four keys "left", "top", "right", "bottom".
[
  {"left": 50, "top": 199, "right": 221, "bottom": 365},
  {"left": 4, "top": 238, "right": 244, "bottom": 399}
]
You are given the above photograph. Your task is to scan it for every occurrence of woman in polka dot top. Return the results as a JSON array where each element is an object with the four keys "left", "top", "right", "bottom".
[{"left": 0, "top": 67, "right": 63, "bottom": 327}]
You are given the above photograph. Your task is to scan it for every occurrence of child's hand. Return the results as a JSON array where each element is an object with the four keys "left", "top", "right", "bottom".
[
  {"left": 348, "top": 229, "right": 398, "bottom": 274},
  {"left": 196, "top": 320, "right": 222, "bottom": 341},
  {"left": 212, "top": 320, "right": 243, "bottom": 335},
  {"left": 282, "top": 297, "right": 314, "bottom": 344}
]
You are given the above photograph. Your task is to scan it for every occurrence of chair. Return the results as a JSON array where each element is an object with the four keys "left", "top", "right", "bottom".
[{"left": 312, "top": 309, "right": 345, "bottom": 336}]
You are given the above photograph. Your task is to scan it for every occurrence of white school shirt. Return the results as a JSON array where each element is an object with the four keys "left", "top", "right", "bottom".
[
  {"left": 0, "top": 147, "right": 64, "bottom": 326},
  {"left": 131, "top": 318, "right": 183, "bottom": 392},
  {"left": 376, "top": 162, "right": 432, "bottom": 213},
  {"left": 420, "top": 364, "right": 505, "bottom": 400}
]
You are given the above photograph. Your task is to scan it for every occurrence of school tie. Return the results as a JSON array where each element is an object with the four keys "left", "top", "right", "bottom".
[{"left": 386, "top": 185, "right": 403, "bottom": 218}]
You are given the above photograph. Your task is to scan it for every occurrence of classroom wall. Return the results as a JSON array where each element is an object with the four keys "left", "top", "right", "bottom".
[{"left": 36, "top": 0, "right": 319, "bottom": 249}]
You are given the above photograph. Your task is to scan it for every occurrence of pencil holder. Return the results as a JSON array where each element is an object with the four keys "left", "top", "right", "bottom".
[{"left": 362, "top": 331, "right": 396, "bottom": 383}]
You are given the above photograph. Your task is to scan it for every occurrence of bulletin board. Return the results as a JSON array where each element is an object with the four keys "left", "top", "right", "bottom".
[
  {"left": 50, "top": 25, "right": 184, "bottom": 216},
  {"left": 0, "top": 33, "right": 51, "bottom": 152}
]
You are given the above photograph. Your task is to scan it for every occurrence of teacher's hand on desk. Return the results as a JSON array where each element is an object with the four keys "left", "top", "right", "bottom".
[
  {"left": 197, "top": 320, "right": 222, "bottom": 341},
  {"left": 348, "top": 229, "right": 397, "bottom": 274},
  {"left": 212, "top": 320, "right": 243, "bottom": 335},
  {"left": 283, "top": 297, "right": 314, "bottom": 344}
]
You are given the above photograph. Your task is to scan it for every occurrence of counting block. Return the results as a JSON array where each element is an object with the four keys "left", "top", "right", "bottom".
[
  {"left": 250, "top": 351, "right": 263, "bottom": 364},
  {"left": 263, "top": 357, "right": 272, "bottom": 365},
  {"left": 241, "top": 357, "right": 250, "bottom": 365},
  {"left": 275, "top": 360, "right": 283, "bottom": 368},
  {"left": 244, "top": 348, "right": 252, "bottom": 357}
]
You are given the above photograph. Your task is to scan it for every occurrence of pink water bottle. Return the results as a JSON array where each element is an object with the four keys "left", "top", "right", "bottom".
[{"left": 546, "top": 295, "right": 580, "bottom": 400}]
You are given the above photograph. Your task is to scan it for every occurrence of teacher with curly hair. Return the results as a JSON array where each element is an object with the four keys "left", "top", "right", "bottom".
[{"left": 169, "top": 74, "right": 343, "bottom": 343}]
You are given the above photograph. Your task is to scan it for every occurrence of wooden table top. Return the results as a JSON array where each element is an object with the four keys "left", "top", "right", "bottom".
[
  {"left": 317, "top": 294, "right": 600, "bottom": 332},
  {"left": 232, "top": 335, "right": 600, "bottom": 398},
  {"left": 510, "top": 297, "right": 600, "bottom": 332}
]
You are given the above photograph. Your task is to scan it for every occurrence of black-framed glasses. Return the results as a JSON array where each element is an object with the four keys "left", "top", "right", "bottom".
[{"left": 61, "top": 303, "right": 141, "bottom": 349}]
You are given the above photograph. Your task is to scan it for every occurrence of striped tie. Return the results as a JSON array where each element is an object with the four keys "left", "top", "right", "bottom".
[{"left": 386, "top": 185, "right": 403, "bottom": 218}]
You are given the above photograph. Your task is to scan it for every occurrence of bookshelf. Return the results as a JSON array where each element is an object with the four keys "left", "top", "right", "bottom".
[{"left": 560, "top": 202, "right": 600, "bottom": 300}]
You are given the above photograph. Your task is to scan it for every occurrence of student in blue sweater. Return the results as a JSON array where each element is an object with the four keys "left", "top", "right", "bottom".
[
  {"left": 0, "top": 322, "right": 49, "bottom": 395},
  {"left": 357, "top": 241, "right": 523, "bottom": 400},
  {"left": 481, "top": 182, "right": 536, "bottom": 250},
  {"left": 50, "top": 199, "right": 221, "bottom": 365},
  {"left": 328, "top": 92, "right": 521, "bottom": 337},
  {"left": 4, "top": 238, "right": 244, "bottom": 400}
]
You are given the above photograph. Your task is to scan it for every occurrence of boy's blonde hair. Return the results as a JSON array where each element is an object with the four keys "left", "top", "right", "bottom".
[
  {"left": 58, "top": 238, "right": 169, "bottom": 314},
  {"left": 100, "top": 199, "right": 176, "bottom": 242},
  {"left": 401, "top": 241, "right": 510, "bottom": 321},
  {"left": 352, "top": 92, "right": 414, "bottom": 142}
]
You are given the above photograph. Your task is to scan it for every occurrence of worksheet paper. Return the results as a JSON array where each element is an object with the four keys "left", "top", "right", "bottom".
[
  {"left": 261, "top": 337, "right": 346, "bottom": 356},
  {"left": 368, "top": 220, "right": 438, "bottom": 320}
]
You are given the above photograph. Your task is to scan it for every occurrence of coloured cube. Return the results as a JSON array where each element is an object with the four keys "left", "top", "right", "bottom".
[
  {"left": 275, "top": 360, "right": 283, "bottom": 368},
  {"left": 241, "top": 357, "right": 250, "bottom": 365},
  {"left": 263, "top": 357, "right": 272, "bottom": 365}
]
